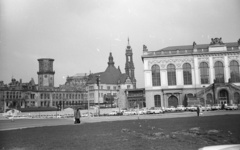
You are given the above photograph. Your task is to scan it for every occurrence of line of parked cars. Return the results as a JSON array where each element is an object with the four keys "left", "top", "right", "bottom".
[{"left": 105, "top": 103, "right": 239, "bottom": 116}]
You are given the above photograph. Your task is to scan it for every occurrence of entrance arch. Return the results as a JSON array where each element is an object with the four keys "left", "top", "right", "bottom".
[
  {"left": 168, "top": 96, "right": 178, "bottom": 107},
  {"left": 218, "top": 89, "right": 229, "bottom": 104}
]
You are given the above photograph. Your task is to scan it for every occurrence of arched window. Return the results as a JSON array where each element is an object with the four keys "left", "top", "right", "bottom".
[
  {"left": 152, "top": 65, "right": 161, "bottom": 86},
  {"left": 200, "top": 62, "right": 209, "bottom": 84},
  {"left": 183, "top": 63, "right": 192, "bottom": 85},
  {"left": 234, "top": 92, "right": 240, "bottom": 104},
  {"left": 207, "top": 93, "right": 213, "bottom": 104},
  {"left": 215, "top": 61, "right": 224, "bottom": 83},
  {"left": 167, "top": 64, "right": 176, "bottom": 85},
  {"left": 154, "top": 95, "right": 161, "bottom": 107},
  {"left": 187, "top": 93, "right": 194, "bottom": 97},
  {"left": 230, "top": 60, "right": 240, "bottom": 82}
]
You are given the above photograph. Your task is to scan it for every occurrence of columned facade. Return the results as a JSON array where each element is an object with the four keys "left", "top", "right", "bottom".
[{"left": 142, "top": 38, "right": 240, "bottom": 108}]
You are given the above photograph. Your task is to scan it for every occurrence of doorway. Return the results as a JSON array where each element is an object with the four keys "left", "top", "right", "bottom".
[
  {"left": 218, "top": 89, "right": 229, "bottom": 104},
  {"left": 168, "top": 96, "right": 178, "bottom": 107}
]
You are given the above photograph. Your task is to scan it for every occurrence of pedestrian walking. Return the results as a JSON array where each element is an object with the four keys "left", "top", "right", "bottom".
[
  {"left": 10, "top": 109, "right": 15, "bottom": 121},
  {"left": 74, "top": 108, "right": 81, "bottom": 124},
  {"left": 197, "top": 106, "right": 200, "bottom": 117},
  {"left": 199, "top": 106, "right": 203, "bottom": 116}
]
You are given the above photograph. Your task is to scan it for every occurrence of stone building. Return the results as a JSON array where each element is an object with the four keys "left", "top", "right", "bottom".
[
  {"left": 142, "top": 38, "right": 240, "bottom": 108},
  {"left": 0, "top": 59, "right": 88, "bottom": 112},
  {"left": 86, "top": 39, "right": 137, "bottom": 108},
  {"left": 0, "top": 39, "right": 139, "bottom": 111}
]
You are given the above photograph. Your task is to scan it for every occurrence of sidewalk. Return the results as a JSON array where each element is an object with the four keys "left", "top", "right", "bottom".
[{"left": 0, "top": 110, "right": 239, "bottom": 131}]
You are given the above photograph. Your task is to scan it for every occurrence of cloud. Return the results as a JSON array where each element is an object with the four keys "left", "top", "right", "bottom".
[{"left": 114, "top": 38, "right": 121, "bottom": 41}]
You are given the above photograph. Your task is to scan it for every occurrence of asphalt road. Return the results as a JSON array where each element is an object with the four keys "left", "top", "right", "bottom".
[{"left": 0, "top": 110, "right": 239, "bottom": 131}]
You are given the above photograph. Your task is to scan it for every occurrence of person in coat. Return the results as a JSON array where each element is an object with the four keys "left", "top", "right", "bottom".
[
  {"left": 197, "top": 106, "right": 200, "bottom": 117},
  {"left": 74, "top": 108, "right": 81, "bottom": 124}
]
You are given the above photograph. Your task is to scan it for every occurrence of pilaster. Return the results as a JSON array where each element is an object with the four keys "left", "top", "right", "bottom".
[
  {"left": 224, "top": 55, "right": 229, "bottom": 82},
  {"left": 209, "top": 57, "right": 214, "bottom": 84}
]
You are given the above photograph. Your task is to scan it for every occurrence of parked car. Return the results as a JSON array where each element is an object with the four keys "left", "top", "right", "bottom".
[
  {"left": 206, "top": 104, "right": 212, "bottom": 111},
  {"left": 211, "top": 104, "right": 221, "bottom": 110},
  {"left": 108, "top": 110, "right": 118, "bottom": 116},
  {"left": 202, "top": 104, "right": 212, "bottom": 111},
  {"left": 225, "top": 104, "right": 238, "bottom": 110},
  {"left": 165, "top": 106, "right": 176, "bottom": 112},
  {"left": 176, "top": 105, "right": 186, "bottom": 111},
  {"left": 120, "top": 108, "right": 127, "bottom": 113},
  {"left": 123, "top": 110, "right": 136, "bottom": 115},
  {"left": 147, "top": 107, "right": 163, "bottom": 114},
  {"left": 186, "top": 105, "right": 197, "bottom": 111},
  {"left": 138, "top": 108, "right": 148, "bottom": 115}
]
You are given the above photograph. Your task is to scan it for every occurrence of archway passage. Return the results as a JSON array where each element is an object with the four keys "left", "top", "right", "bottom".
[
  {"left": 168, "top": 96, "right": 178, "bottom": 107},
  {"left": 218, "top": 89, "right": 229, "bottom": 104}
]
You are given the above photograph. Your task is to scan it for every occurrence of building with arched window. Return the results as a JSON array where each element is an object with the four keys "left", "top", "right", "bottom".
[{"left": 142, "top": 38, "right": 240, "bottom": 108}]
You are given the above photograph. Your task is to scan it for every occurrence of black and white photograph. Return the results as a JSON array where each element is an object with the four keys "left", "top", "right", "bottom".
[{"left": 0, "top": 0, "right": 240, "bottom": 149}]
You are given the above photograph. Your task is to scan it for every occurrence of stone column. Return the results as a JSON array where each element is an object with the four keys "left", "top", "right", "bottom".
[
  {"left": 144, "top": 70, "right": 152, "bottom": 88},
  {"left": 176, "top": 68, "right": 183, "bottom": 86},
  {"left": 224, "top": 56, "right": 229, "bottom": 83},
  {"left": 209, "top": 57, "right": 214, "bottom": 84},
  {"left": 161, "top": 70, "right": 168, "bottom": 87},
  {"left": 194, "top": 57, "right": 199, "bottom": 85}
]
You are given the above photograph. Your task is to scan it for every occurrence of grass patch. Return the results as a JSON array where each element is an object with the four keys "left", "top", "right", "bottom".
[{"left": 1, "top": 115, "right": 240, "bottom": 150}]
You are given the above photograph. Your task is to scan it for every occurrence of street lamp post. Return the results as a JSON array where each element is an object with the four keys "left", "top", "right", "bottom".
[
  {"left": 96, "top": 75, "right": 100, "bottom": 116},
  {"left": 203, "top": 86, "right": 206, "bottom": 112},
  {"left": 87, "top": 86, "right": 90, "bottom": 118}
]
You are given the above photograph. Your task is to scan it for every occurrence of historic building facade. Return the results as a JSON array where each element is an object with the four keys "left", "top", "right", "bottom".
[
  {"left": 0, "top": 59, "right": 88, "bottom": 112},
  {"left": 142, "top": 38, "right": 240, "bottom": 108},
  {"left": 0, "top": 39, "right": 139, "bottom": 111},
  {"left": 87, "top": 39, "right": 137, "bottom": 107}
]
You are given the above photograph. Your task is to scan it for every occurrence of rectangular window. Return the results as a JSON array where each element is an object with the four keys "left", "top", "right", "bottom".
[
  {"left": 154, "top": 95, "right": 161, "bottom": 107},
  {"left": 107, "top": 86, "right": 110, "bottom": 90}
]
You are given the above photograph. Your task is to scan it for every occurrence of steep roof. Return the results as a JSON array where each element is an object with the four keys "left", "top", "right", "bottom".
[{"left": 87, "top": 52, "right": 129, "bottom": 85}]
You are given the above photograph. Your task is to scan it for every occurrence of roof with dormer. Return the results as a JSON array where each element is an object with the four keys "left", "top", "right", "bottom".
[{"left": 87, "top": 52, "right": 130, "bottom": 85}]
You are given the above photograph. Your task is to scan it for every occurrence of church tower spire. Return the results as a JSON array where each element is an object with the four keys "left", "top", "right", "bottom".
[
  {"left": 125, "top": 38, "right": 136, "bottom": 88},
  {"left": 108, "top": 52, "right": 115, "bottom": 66}
]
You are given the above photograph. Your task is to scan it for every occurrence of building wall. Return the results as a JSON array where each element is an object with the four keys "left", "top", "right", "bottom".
[{"left": 143, "top": 42, "right": 240, "bottom": 108}]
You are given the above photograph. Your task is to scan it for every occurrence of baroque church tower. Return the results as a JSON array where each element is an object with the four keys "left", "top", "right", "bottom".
[{"left": 125, "top": 38, "right": 137, "bottom": 88}]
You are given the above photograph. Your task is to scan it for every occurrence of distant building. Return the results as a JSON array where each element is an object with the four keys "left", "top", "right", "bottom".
[
  {"left": 125, "top": 88, "right": 145, "bottom": 108},
  {"left": 0, "top": 59, "right": 88, "bottom": 112},
  {"left": 0, "top": 78, "right": 37, "bottom": 112},
  {"left": 142, "top": 38, "right": 240, "bottom": 108},
  {"left": 0, "top": 39, "right": 140, "bottom": 111},
  {"left": 86, "top": 39, "right": 138, "bottom": 108},
  {"left": 37, "top": 58, "right": 55, "bottom": 90}
]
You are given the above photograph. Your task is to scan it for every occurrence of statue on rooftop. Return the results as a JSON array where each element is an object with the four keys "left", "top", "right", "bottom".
[{"left": 210, "top": 37, "right": 224, "bottom": 45}]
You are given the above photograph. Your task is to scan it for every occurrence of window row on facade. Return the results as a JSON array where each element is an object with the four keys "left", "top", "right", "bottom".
[
  {"left": 89, "top": 92, "right": 117, "bottom": 98},
  {"left": 89, "top": 85, "right": 118, "bottom": 90},
  {"left": 152, "top": 60, "right": 240, "bottom": 86},
  {"left": 153, "top": 91, "right": 240, "bottom": 107}
]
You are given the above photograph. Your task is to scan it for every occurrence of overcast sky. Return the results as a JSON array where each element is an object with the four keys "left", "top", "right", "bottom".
[{"left": 0, "top": 0, "right": 240, "bottom": 88}]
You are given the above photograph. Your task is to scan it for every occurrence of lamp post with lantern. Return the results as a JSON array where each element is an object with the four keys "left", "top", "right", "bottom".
[{"left": 96, "top": 75, "right": 100, "bottom": 116}]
